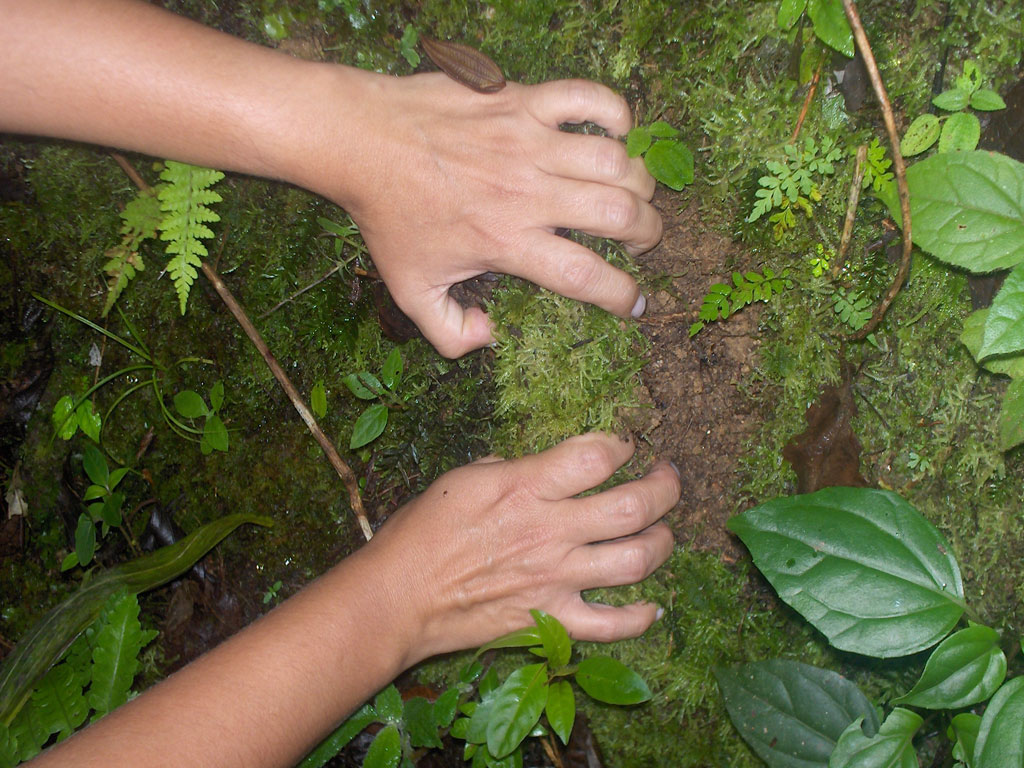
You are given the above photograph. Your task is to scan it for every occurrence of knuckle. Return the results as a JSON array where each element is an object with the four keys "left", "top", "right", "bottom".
[
  {"left": 618, "top": 544, "right": 651, "bottom": 583},
  {"left": 618, "top": 491, "right": 649, "bottom": 529},
  {"left": 594, "top": 140, "right": 631, "bottom": 182},
  {"left": 601, "top": 188, "right": 641, "bottom": 233},
  {"left": 559, "top": 252, "right": 603, "bottom": 292},
  {"left": 572, "top": 438, "right": 616, "bottom": 477}
]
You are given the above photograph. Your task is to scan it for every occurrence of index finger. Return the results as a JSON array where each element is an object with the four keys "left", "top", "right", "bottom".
[
  {"left": 522, "top": 79, "right": 634, "bottom": 138},
  {"left": 511, "top": 432, "right": 636, "bottom": 500}
]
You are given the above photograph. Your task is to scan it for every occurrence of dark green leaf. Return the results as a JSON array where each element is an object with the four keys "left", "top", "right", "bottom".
[
  {"left": 82, "top": 446, "right": 108, "bottom": 487},
  {"left": 209, "top": 380, "right": 224, "bottom": 412},
  {"left": 0, "top": 722, "right": 15, "bottom": 766},
  {"left": 404, "top": 697, "right": 442, "bottom": 749},
  {"left": 343, "top": 373, "right": 378, "bottom": 400},
  {"left": 60, "top": 552, "right": 79, "bottom": 572},
  {"left": 52, "top": 396, "right": 78, "bottom": 440},
  {"left": 358, "top": 371, "right": 385, "bottom": 394},
  {"left": 934, "top": 88, "right": 970, "bottom": 111},
  {"left": 298, "top": 705, "right": 378, "bottom": 768},
  {"left": 350, "top": 404, "right": 388, "bottom": 449},
  {"left": 173, "top": 390, "right": 207, "bottom": 419},
  {"left": 465, "top": 695, "right": 494, "bottom": 745},
  {"left": 727, "top": 487, "right": 965, "bottom": 657},
  {"left": 807, "top": 0, "right": 854, "bottom": 57},
  {"left": 531, "top": 610, "right": 571, "bottom": 669},
  {"left": 647, "top": 121, "right": 679, "bottom": 138},
  {"left": 625, "top": 127, "right": 651, "bottom": 158},
  {"left": 434, "top": 687, "right": 459, "bottom": 728},
  {"left": 374, "top": 684, "right": 403, "bottom": 723},
  {"left": 107, "top": 468, "right": 129, "bottom": 491},
  {"left": 974, "top": 677, "right": 1024, "bottom": 767},
  {"left": 999, "top": 379, "right": 1024, "bottom": 451},
  {"left": 479, "top": 667, "right": 500, "bottom": 698},
  {"left": 575, "top": 656, "right": 650, "bottom": 705},
  {"left": 487, "top": 664, "right": 548, "bottom": 758},
  {"left": 88, "top": 592, "right": 156, "bottom": 718},
  {"left": 99, "top": 492, "right": 123, "bottom": 528},
  {"left": 76, "top": 401, "right": 101, "bottom": 443},
  {"left": 901, "top": 114, "right": 941, "bottom": 157},
  {"left": 8, "top": 702, "right": 47, "bottom": 762},
  {"left": 893, "top": 625, "right": 1006, "bottom": 709},
  {"left": 970, "top": 89, "right": 1007, "bottom": 111},
  {"left": 939, "top": 112, "right": 981, "bottom": 153},
  {"left": 545, "top": 680, "right": 575, "bottom": 746},
  {"left": 979, "top": 264, "right": 1024, "bottom": 359},
  {"left": 381, "top": 348, "right": 403, "bottom": 390},
  {"left": 948, "top": 713, "right": 980, "bottom": 768},
  {"left": 29, "top": 662, "right": 88, "bottom": 741},
  {"left": 364, "top": 725, "right": 401, "bottom": 768},
  {"left": 459, "top": 660, "right": 484, "bottom": 684},
  {"left": 311, "top": 381, "right": 327, "bottom": 419},
  {"left": 203, "top": 413, "right": 229, "bottom": 452},
  {"left": 777, "top": 0, "right": 808, "bottom": 30},
  {"left": 75, "top": 514, "right": 96, "bottom": 568},
  {"left": 961, "top": 309, "right": 1024, "bottom": 377},
  {"left": 715, "top": 659, "right": 878, "bottom": 767},
  {"left": 830, "top": 708, "right": 922, "bottom": 767},
  {"left": 644, "top": 140, "right": 694, "bottom": 191},
  {"left": 476, "top": 626, "right": 542, "bottom": 656}
]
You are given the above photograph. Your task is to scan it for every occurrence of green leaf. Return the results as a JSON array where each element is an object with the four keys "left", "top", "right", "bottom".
[
  {"left": 531, "top": 610, "right": 571, "bottom": 669},
  {"left": 644, "top": 140, "right": 694, "bottom": 191},
  {"left": 727, "top": 487, "right": 965, "bottom": 657},
  {"left": 173, "top": 390, "right": 207, "bottom": 419},
  {"left": 358, "top": 371, "right": 385, "bottom": 394},
  {"left": 970, "top": 89, "right": 1007, "bottom": 111},
  {"left": 715, "top": 659, "right": 879, "bottom": 767},
  {"left": 0, "top": 722, "right": 16, "bottom": 766},
  {"left": 807, "top": 0, "right": 854, "bottom": 57},
  {"left": 98, "top": 492, "right": 124, "bottom": 528},
  {"left": 60, "top": 552, "right": 79, "bottom": 572},
  {"left": 0, "top": 513, "right": 271, "bottom": 727},
  {"left": 625, "top": 127, "right": 651, "bottom": 158},
  {"left": 298, "top": 705, "right": 377, "bottom": 768},
  {"left": 311, "top": 381, "right": 327, "bottom": 419},
  {"left": 76, "top": 401, "right": 102, "bottom": 443},
  {"left": 434, "top": 687, "right": 459, "bottom": 728},
  {"left": 934, "top": 88, "right": 970, "bottom": 111},
  {"left": 82, "top": 446, "right": 108, "bottom": 487},
  {"left": 893, "top": 625, "right": 1006, "bottom": 709},
  {"left": 88, "top": 592, "right": 156, "bottom": 718},
  {"left": 52, "top": 395, "right": 78, "bottom": 440},
  {"left": 575, "top": 656, "right": 651, "bottom": 705},
  {"left": 343, "top": 373, "right": 378, "bottom": 400},
  {"left": 475, "top": 625, "right": 542, "bottom": 656},
  {"left": 381, "top": 347, "right": 403, "bottom": 390},
  {"left": 203, "top": 413, "right": 229, "bottom": 452},
  {"left": 829, "top": 708, "right": 922, "bottom": 768},
  {"left": 209, "top": 380, "right": 224, "bottom": 412},
  {"left": 999, "top": 378, "right": 1024, "bottom": 451},
  {"left": 545, "top": 680, "right": 575, "bottom": 746},
  {"left": 778, "top": 0, "right": 808, "bottom": 30},
  {"left": 349, "top": 403, "right": 388, "bottom": 449},
  {"left": 75, "top": 514, "right": 96, "bottom": 568},
  {"left": 979, "top": 265, "right": 1024, "bottom": 359},
  {"left": 949, "top": 712, "right": 981, "bottom": 768},
  {"left": 939, "top": 111, "right": 981, "bottom": 153},
  {"left": 107, "top": 468, "right": 130, "bottom": 492},
  {"left": 29, "top": 662, "right": 88, "bottom": 741},
  {"left": 956, "top": 61, "right": 982, "bottom": 96},
  {"left": 486, "top": 664, "right": 548, "bottom": 759},
  {"left": 374, "top": 684, "right": 403, "bottom": 723},
  {"left": 974, "top": 677, "right": 1024, "bottom": 767},
  {"left": 901, "top": 114, "right": 941, "bottom": 157},
  {"left": 404, "top": 697, "right": 443, "bottom": 749},
  {"left": 647, "top": 120, "right": 680, "bottom": 138},
  {"left": 961, "top": 309, "right": 1024, "bottom": 377},
  {"left": 364, "top": 724, "right": 401, "bottom": 768}
]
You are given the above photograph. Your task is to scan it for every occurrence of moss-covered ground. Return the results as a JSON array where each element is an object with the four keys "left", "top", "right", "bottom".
[{"left": 1, "top": 0, "right": 1023, "bottom": 765}]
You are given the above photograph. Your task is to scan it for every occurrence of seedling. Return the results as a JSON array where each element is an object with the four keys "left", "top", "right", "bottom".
[
  {"left": 626, "top": 121, "right": 694, "bottom": 191},
  {"left": 344, "top": 347, "right": 404, "bottom": 450},
  {"left": 60, "top": 446, "right": 131, "bottom": 571}
]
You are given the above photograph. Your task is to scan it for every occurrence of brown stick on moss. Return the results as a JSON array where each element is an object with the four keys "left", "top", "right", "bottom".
[{"left": 841, "top": 0, "right": 913, "bottom": 339}]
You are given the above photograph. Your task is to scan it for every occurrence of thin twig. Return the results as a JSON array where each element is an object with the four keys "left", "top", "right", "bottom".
[
  {"left": 259, "top": 262, "right": 342, "bottom": 319},
  {"left": 110, "top": 152, "right": 150, "bottom": 191},
  {"left": 841, "top": 0, "right": 913, "bottom": 339},
  {"left": 200, "top": 261, "right": 373, "bottom": 541},
  {"left": 836, "top": 144, "right": 868, "bottom": 268},
  {"left": 792, "top": 53, "right": 825, "bottom": 143}
]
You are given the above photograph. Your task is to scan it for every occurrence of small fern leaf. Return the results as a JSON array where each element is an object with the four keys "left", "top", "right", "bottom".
[
  {"left": 28, "top": 662, "right": 88, "bottom": 741},
  {"left": 7, "top": 700, "right": 49, "bottom": 763},
  {"left": 87, "top": 592, "right": 156, "bottom": 720},
  {"left": 158, "top": 161, "right": 224, "bottom": 314}
]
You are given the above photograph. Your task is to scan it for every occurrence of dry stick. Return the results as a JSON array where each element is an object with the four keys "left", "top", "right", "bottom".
[
  {"left": 792, "top": 54, "right": 825, "bottom": 143},
  {"left": 836, "top": 144, "right": 868, "bottom": 269},
  {"left": 841, "top": 0, "right": 913, "bottom": 339},
  {"left": 200, "top": 261, "right": 374, "bottom": 542}
]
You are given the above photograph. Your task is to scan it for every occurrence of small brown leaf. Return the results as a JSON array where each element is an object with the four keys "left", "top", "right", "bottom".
[{"left": 422, "top": 37, "right": 506, "bottom": 93}]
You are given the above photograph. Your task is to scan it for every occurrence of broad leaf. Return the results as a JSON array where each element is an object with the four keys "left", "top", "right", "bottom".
[
  {"left": 476, "top": 626, "right": 542, "bottom": 656},
  {"left": 939, "top": 111, "right": 981, "bottom": 153},
  {"left": 545, "top": 680, "right": 575, "bottom": 746},
  {"left": 343, "top": 373, "right": 378, "bottom": 400},
  {"left": 486, "top": 664, "right": 548, "bottom": 758},
  {"left": 404, "top": 697, "right": 442, "bottom": 749},
  {"left": 961, "top": 309, "right": 1024, "bottom": 377},
  {"left": 0, "top": 722, "right": 15, "bottom": 767},
  {"left": 203, "top": 413, "right": 229, "bottom": 452},
  {"left": 298, "top": 705, "right": 376, "bottom": 768},
  {"left": 364, "top": 724, "right": 401, "bottom": 768},
  {"left": 209, "top": 380, "right": 224, "bottom": 412},
  {"left": 979, "top": 264, "right": 1024, "bottom": 359},
  {"left": 975, "top": 677, "right": 1024, "bottom": 767},
  {"left": 644, "top": 141, "right": 694, "bottom": 191},
  {"left": 88, "top": 592, "right": 157, "bottom": 719},
  {"left": 311, "top": 381, "right": 327, "bottom": 418},
  {"left": 715, "top": 659, "right": 878, "bottom": 767},
  {"left": 807, "top": 0, "right": 854, "bottom": 57},
  {"left": 0, "top": 513, "right": 272, "bottom": 726},
  {"left": 970, "top": 89, "right": 1007, "bottom": 111},
  {"left": 381, "top": 348, "right": 403, "bottom": 390},
  {"left": 949, "top": 713, "right": 981, "bottom": 768},
  {"left": 74, "top": 514, "right": 96, "bottom": 568},
  {"left": 895, "top": 150, "right": 1024, "bottom": 273},
  {"left": 777, "top": 0, "right": 808, "bottom": 30},
  {"left": 434, "top": 687, "right": 459, "bottom": 728},
  {"left": 829, "top": 708, "right": 922, "bottom": 768},
  {"left": 728, "top": 487, "right": 965, "bottom": 657},
  {"left": 531, "top": 610, "right": 571, "bottom": 669},
  {"left": 173, "top": 390, "right": 207, "bottom": 419},
  {"left": 350, "top": 404, "right": 388, "bottom": 449},
  {"left": 901, "top": 114, "right": 941, "bottom": 157},
  {"left": 625, "top": 127, "right": 651, "bottom": 158},
  {"left": 893, "top": 625, "right": 1005, "bottom": 709},
  {"left": 98, "top": 492, "right": 124, "bottom": 528},
  {"left": 575, "top": 656, "right": 650, "bottom": 705},
  {"left": 52, "top": 396, "right": 77, "bottom": 440},
  {"left": 934, "top": 88, "right": 970, "bottom": 111},
  {"left": 374, "top": 684, "right": 403, "bottom": 722},
  {"left": 999, "top": 378, "right": 1024, "bottom": 451},
  {"left": 82, "top": 446, "right": 108, "bottom": 487},
  {"left": 29, "top": 662, "right": 88, "bottom": 741},
  {"left": 648, "top": 121, "right": 680, "bottom": 138},
  {"left": 76, "top": 401, "right": 102, "bottom": 443}
]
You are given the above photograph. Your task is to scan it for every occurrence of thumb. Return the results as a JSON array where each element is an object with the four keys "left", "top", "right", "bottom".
[{"left": 406, "top": 291, "right": 495, "bottom": 358}]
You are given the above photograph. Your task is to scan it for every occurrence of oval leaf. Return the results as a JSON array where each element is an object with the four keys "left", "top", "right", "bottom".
[
  {"left": 975, "top": 677, "right": 1024, "bottom": 767},
  {"left": 970, "top": 88, "right": 1007, "bottom": 111},
  {"left": 807, "top": 0, "right": 854, "bottom": 57},
  {"left": 728, "top": 487, "right": 965, "bottom": 657},
  {"left": 403, "top": 697, "right": 443, "bottom": 749},
  {"left": 939, "top": 111, "right": 981, "bottom": 153},
  {"left": 999, "top": 378, "right": 1024, "bottom": 451},
  {"left": 342, "top": 373, "right": 378, "bottom": 400},
  {"left": 893, "top": 625, "right": 1006, "bottom": 709},
  {"left": 901, "top": 114, "right": 941, "bottom": 157},
  {"left": 364, "top": 724, "right": 401, "bottom": 768},
  {"left": 715, "top": 659, "right": 879, "bottom": 766},
  {"left": 948, "top": 712, "right": 981, "bottom": 767},
  {"left": 52, "top": 395, "right": 78, "bottom": 440},
  {"left": 960, "top": 309, "right": 1024, "bottom": 377},
  {"left": 644, "top": 140, "right": 694, "bottom": 191},
  {"left": 545, "top": 680, "right": 575, "bottom": 746},
  {"left": 530, "top": 610, "right": 571, "bottom": 669},
  {"left": 625, "top": 127, "right": 651, "bottom": 158},
  {"left": 203, "top": 413, "right": 229, "bottom": 452},
  {"left": 310, "top": 381, "right": 327, "bottom": 418},
  {"left": 979, "top": 264, "right": 1024, "bottom": 359},
  {"left": 486, "top": 664, "right": 548, "bottom": 759},
  {"left": 74, "top": 514, "right": 96, "bottom": 568},
  {"left": 349, "top": 404, "right": 388, "bottom": 449},
  {"left": 476, "top": 625, "right": 542, "bottom": 656},
  {"left": 933, "top": 88, "right": 970, "bottom": 111},
  {"left": 76, "top": 401, "right": 102, "bottom": 443},
  {"left": 778, "top": 0, "right": 808, "bottom": 30},
  {"left": 829, "top": 708, "right": 922, "bottom": 768},
  {"left": 381, "top": 348, "right": 403, "bottom": 391},
  {"left": 82, "top": 446, "right": 108, "bottom": 487},
  {"left": 209, "top": 380, "right": 224, "bottom": 412},
  {"left": 648, "top": 120, "right": 680, "bottom": 138},
  {"left": 173, "top": 390, "right": 207, "bottom": 419},
  {"left": 575, "top": 656, "right": 651, "bottom": 705}
]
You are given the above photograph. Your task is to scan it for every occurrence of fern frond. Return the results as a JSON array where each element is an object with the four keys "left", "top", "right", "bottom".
[
  {"left": 28, "top": 663, "right": 88, "bottom": 742},
  {"left": 101, "top": 188, "right": 162, "bottom": 317},
  {"left": 157, "top": 161, "right": 224, "bottom": 314},
  {"left": 87, "top": 592, "right": 156, "bottom": 720}
]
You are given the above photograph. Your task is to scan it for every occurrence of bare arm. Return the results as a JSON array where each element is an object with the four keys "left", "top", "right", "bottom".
[
  {"left": 30, "top": 434, "right": 679, "bottom": 768},
  {"left": 0, "top": 0, "right": 662, "bottom": 357}
]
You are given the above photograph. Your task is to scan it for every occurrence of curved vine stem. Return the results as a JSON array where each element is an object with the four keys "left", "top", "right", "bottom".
[{"left": 841, "top": 0, "right": 913, "bottom": 339}]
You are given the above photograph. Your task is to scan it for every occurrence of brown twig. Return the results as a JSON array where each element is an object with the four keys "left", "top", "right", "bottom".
[
  {"left": 836, "top": 144, "right": 868, "bottom": 269},
  {"left": 792, "top": 53, "right": 825, "bottom": 143},
  {"left": 110, "top": 152, "right": 150, "bottom": 192},
  {"left": 200, "top": 261, "right": 373, "bottom": 541},
  {"left": 841, "top": 0, "right": 913, "bottom": 339}
]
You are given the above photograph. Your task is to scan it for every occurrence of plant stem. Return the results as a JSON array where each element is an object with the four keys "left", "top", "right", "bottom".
[
  {"left": 791, "top": 52, "right": 825, "bottom": 143},
  {"left": 836, "top": 144, "right": 867, "bottom": 269}
]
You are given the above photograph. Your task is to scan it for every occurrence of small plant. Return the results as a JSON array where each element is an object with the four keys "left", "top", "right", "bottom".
[
  {"left": 262, "top": 580, "right": 284, "bottom": 605},
  {"left": 398, "top": 25, "right": 419, "bottom": 67},
  {"left": 690, "top": 267, "right": 792, "bottom": 337},
  {"left": 901, "top": 60, "right": 1007, "bottom": 157},
  {"left": 626, "top": 121, "right": 694, "bottom": 191},
  {"left": 172, "top": 381, "right": 230, "bottom": 455},
  {"left": 311, "top": 380, "right": 328, "bottom": 419},
  {"left": 747, "top": 136, "right": 843, "bottom": 240},
  {"left": 300, "top": 610, "right": 650, "bottom": 768},
  {"left": 776, "top": 0, "right": 854, "bottom": 58},
  {"left": 721, "top": 486, "right": 1021, "bottom": 767},
  {"left": 831, "top": 288, "right": 872, "bottom": 332},
  {"left": 51, "top": 395, "right": 102, "bottom": 443},
  {"left": 61, "top": 445, "right": 131, "bottom": 571},
  {"left": 860, "top": 138, "right": 894, "bottom": 195},
  {"left": 344, "top": 347, "right": 404, "bottom": 450}
]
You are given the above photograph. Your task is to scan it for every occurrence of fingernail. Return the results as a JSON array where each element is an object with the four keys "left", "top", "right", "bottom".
[
  {"left": 630, "top": 293, "right": 646, "bottom": 319},
  {"left": 655, "top": 605, "right": 665, "bottom": 621},
  {"left": 668, "top": 460, "right": 680, "bottom": 478}
]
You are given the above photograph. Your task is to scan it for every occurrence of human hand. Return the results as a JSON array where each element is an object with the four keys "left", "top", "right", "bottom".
[
  {"left": 360, "top": 432, "right": 679, "bottom": 668},
  {"left": 316, "top": 71, "right": 662, "bottom": 358}
]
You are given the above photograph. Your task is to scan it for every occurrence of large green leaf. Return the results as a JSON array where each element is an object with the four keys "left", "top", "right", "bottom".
[
  {"left": 531, "top": 610, "right": 571, "bottom": 669},
  {"left": 644, "top": 140, "right": 694, "bottom": 191},
  {"left": 715, "top": 659, "right": 878, "bottom": 767},
  {"left": 1000, "top": 378, "right": 1024, "bottom": 451},
  {"left": 350, "top": 404, "right": 388, "bottom": 449},
  {"left": 88, "top": 592, "right": 158, "bottom": 719},
  {"left": 974, "top": 677, "right": 1024, "bottom": 767},
  {"left": 27, "top": 662, "right": 88, "bottom": 742},
  {"left": 575, "top": 656, "right": 651, "bottom": 705},
  {"left": 404, "top": 697, "right": 443, "bottom": 749},
  {"left": 829, "top": 708, "right": 922, "bottom": 768},
  {"left": 486, "top": 664, "right": 548, "bottom": 759},
  {"left": 807, "top": 0, "right": 854, "bottom": 57},
  {"left": 961, "top": 309, "right": 1024, "bottom": 378},
  {"left": 777, "top": 0, "right": 808, "bottom": 30},
  {"left": 939, "top": 111, "right": 981, "bottom": 153},
  {"left": 728, "top": 488, "right": 965, "bottom": 657},
  {"left": 896, "top": 150, "right": 1024, "bottom": 273},
  {"left": 893, "top": 625, "right": 1006, "bottom": 709},
  {"left": 0, "top": 513, "right": 272, "bottom": 726},
  {"left": 364, "top": 724, "right": 401, "bottom": 768},
  {"left": 979, "top": 264, "right": 1024, "bottom": 359},
  {"left": 545, "top": 680, "right": 575, "bottom": 746},
  {"left": 298, "top": 704, "right": 377, "bottom": 768}
]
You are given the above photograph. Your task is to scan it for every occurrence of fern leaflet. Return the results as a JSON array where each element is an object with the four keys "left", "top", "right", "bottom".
[
  {"left": 29, "top": 663, "right": 88, "bottom": 742},
  {"left": 88, "top": 591, "right": 157, "bottom": 720},
  {"left": 102, "top": 188, "right": 162, "bottom": 317},
  {"left": 158, "top": 161, "right": 224, "bottom": 314}
]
